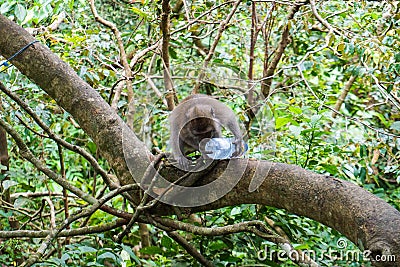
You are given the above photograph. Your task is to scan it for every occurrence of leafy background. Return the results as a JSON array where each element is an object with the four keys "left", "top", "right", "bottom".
[{"left": 0, "top": 0, "right": 399, "bottom": 266}]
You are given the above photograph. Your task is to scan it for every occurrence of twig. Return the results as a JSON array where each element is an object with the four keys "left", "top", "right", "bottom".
[
  {"left": 361, "top": 61, "right": 400, "bottom": 110},
  {"left": 332, "top": 75, "right": 356, "bottom": 118},
  {"left": 261, "top": 2, "right": 304, "bottom": 97},
  {"left": 0, "top": 81, "right": 117, "bottom": 189},
  {"left": 168, "top": 231, "right": 214, "bottom": 267},
  {"left": 0, "top": 219, "right": 127, "bottom": 238},
  {"left": 192, "top": 0, "right": 242, "bottom": 93},
  {"left": 88, "top": 0, "right": 136, "bottom": 130},
  {"left": 309, "top": 0, "right": 343, "bottom": 36},
  {"left": 129, "top": 41, "right": 160, "bottom": 69},
  {"left": 145, "top": 74, "right": 168, "bottom": 106},
  {"left": 115, "top": 153, "right": 166, "bottom": 242},
  {"left": 43, "top": 197, "right": 56, "bottom": 231},
  {"left": 171, "top": 1, "right": 236, "bottom": 35},
  {"left": 21, "top": 184, "right": 138, "bottom": 267}
]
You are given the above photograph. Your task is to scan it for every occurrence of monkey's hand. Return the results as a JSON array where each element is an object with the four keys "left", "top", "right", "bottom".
[
  {"left": 232, "top": 138, "right": 245, "bottom": 158},
  {"left": 175, "top": 155, "right": 192, "bottom": 170}
]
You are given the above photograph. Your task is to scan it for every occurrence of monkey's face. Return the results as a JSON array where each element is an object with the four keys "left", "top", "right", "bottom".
[{"left": 189, "top": 118, "right": 215, "bottom": 135}]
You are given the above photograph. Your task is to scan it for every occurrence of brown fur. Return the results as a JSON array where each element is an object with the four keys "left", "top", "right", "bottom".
[{"left": 169, "top": 94, "right": 243, "bottom": 168}]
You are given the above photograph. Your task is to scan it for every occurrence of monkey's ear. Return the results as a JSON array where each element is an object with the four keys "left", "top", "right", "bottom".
[
  {"left": 186, "top": 106, "right": 196, "bottom": 119},
  {"left": 210, "top": 107, "right": 215, "bottom": 117}
]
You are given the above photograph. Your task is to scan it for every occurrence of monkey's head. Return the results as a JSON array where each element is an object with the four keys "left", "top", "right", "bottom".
[{"left": 185, "top": 105, "right": 220, "bottom": 138}]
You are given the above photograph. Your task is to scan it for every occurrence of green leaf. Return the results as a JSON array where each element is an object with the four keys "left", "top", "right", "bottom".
[
  {"left": 130, "top": 7, "right": 147, "bottom": 18},
  {"left": 394, "top": 53, "right": 400, "bottom": 62},
  {"left": 0, "top": 3, "right": 12, "bottom": 14},
  {"left": 97, "top": 251, "right": 117, "bottom": 261},
  {"left": 61, "top": 253, "right": 71, "bottom": 263},
  {"left": 289, "top": 125, "right": 302, "bottom": 137},
  {"left": 79, "top": 245, "right": 97, "bottom": 253},
  {"left": 275, "top": 117, "right": 293, "bottom": 129},
  {"left": 139, "top": 246, "right": 163, "bottom": 255},
  {"left": 209, "top": 240, "right": 228, "bottom": 251},
  {"left": 14, "top": 4, "right": 27, "bottom": 23},
  {"left": 300, "top": 61, "right": 314, "bottom": 71},
  {"left": 2, "top": 180, "right": 18, "bottom": 190},
  {"left": 230, "top": 206, "right": 241, "bottom": 216},
  {"left": 310, "top": 114, "right": 322, "bottom": 124},
  {"left": 121, "top": 244, "right": 141, "bottom": 264},
  {"left": 161, "top": 236, "right": 173, "bottom": 248},
  {"left": 288, "top": 106, "right": 302, "bottom": 114},
  {"left": 360, "top": 144, "right": 367, "bottom": 158},
  {"left": 390, "top": 121, "right": 400, "bottom": 131},
  {"left": 321, "top": 164, "right": 338, "bottom": 175},
  {"left": 169, "top": 47, "right": 178, "bottom": 59},
  {"left": 337, "top": 42, "right": 345, "bottom": 52}
]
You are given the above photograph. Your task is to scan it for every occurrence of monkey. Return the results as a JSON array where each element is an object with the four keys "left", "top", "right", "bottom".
[{"left": 169, "top": 94, "right": 244, "bottom": 169}]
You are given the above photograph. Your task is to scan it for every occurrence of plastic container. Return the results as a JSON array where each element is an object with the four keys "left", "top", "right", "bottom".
[{"left": 201, "top": 138, "right": 247, "bottom": 159}]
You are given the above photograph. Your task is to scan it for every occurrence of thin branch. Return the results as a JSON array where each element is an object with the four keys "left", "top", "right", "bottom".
[
  {"left": 0, "top": 115, "right": 135, "bottom": 221},
  {"left": 21, "top": 184, "right": 137, "bottom": 267},
  {"left": 145, "top": 74, "right": 168, "bottom": 106},
  {"left": 43, "top": 197, "right": 56, "bottom": 231},
  {"left": 332, "top": 75, "right": 356, "bottom": 118},
  {"left": 0, "top": 81, "right": 117, "bottom": 189},
  {"left": 309, "top": 0, "right": 343, "bottom": 36},
  {"left": 361, "top": 61, "right": 400, "bottom": 110},
  {"left": 152, "top": 216, "right": 282, "bottom": 239},
  {"left": 168, "top": 231, "right": 214, "bottom": 267},
  {"left": 192, "top": 0, "right": 242, "bottom": 94},
  {"left": 48, "top": 11, "right": 66, "bottom": 31},
  {"left": 0, "top": 219, "right": 127, "bottom": 238},
  {"left": 88, "top": 0, "right": 136, "bottom": 130},
  {"left": 261, "top": 2, "right": 304, "bottom": 97},
  {"left": 171, "top": 1, "right": 236, "bottom": 35},
  {"left": 129, "top": 41, "right": 160, "bottom": 69}
]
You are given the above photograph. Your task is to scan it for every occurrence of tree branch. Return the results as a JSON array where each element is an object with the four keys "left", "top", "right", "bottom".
[
  {"left": 0, "top": 219, "right": 127, "bottom": 238},
  {"left": 161, "top": 0, "right": 176, "bottom": 110},
  {"left": 261, "top": 2, "right": 305, "bottom": 97},
  {"left": 192, "top": 0, "right": 242, "bottom": 94}
]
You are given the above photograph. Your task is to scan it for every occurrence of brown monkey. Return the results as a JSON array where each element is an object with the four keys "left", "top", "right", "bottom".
[{"left": 169, "top": 94, "right": 244, "bottom": 169}]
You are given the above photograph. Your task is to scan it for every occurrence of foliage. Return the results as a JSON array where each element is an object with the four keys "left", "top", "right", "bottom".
[{"left": 0, "top": 0, "right": 399, "bottom": 266}]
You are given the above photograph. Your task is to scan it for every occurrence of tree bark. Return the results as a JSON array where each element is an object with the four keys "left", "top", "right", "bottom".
[{"left": 0, "top": 14, "right": 399, "bottom": 266}]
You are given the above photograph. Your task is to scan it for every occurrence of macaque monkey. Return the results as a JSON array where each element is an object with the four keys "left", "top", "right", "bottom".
[{"left": 169, "top": 94, "right": 244, "bottom": 169}]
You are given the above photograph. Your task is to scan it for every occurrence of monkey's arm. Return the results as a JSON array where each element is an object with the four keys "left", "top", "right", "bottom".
[
  {"left": 170, "top": 127, "right": 192, "bottom": 169},
  {"left": 226, "top": 121, "right": 244, "bottom": 157}
]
